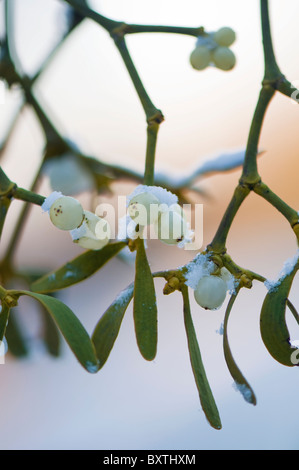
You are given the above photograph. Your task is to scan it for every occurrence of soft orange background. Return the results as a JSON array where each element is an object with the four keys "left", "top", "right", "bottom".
[{"left": 0, "top": 0, "right": 299, "bottom": 450}]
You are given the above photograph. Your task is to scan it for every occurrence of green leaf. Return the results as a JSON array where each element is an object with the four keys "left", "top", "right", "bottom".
[
  {"left": 16, "top": 291, "right": 99, "bottom": 373},
  {"left": 0, "top": 302, "right": 10, "bottom": 341},
  {"left": 31, "top": 241, "right": 126, "bottom": 293},
  {"left": 181, "top": 286, "right": 222, "bottom": 430},
  {"left": 40, "top": 302, "right": 61, "bottom": 357},
  {"left": 133, "top": 238, "right": 157, "bottom": 361},
  {"left": 92, "top": 283, "right": 134, "bottom": 369},
  {"left": 5, "top": 310, "right": 29, "bottom": 357},
  {"left": 260, "top": 267, "right": 299, "bottom": 367},
  {"left": 223, "top": 292, "right": 257, "bottom": 405}
]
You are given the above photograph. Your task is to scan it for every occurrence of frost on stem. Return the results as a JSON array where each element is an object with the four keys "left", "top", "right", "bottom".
[{"left": 264, "top": 249, "right": 299, "bottom": 292}]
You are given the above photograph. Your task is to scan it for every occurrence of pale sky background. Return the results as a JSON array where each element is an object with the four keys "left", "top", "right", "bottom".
[{"left": 0, "top": 0, "right": 299, "bottom": 450}]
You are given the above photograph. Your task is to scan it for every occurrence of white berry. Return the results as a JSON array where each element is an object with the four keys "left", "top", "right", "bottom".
[
  {"left": 212, "top": 47, "right": 236, "bottom": 71},
  {"left": 128, "top": 192, "right": 160, "bottom": 225},
  {"left": 220, "top": 267, "right": 232, "bottom": 283},
  {"left": 75, "top": 236, "right": 109, "bottom": 250},
  {"left": 74, "top": 211, "right": 110, "bottom": 250},
  {"left": 49, "top": 196, "right": 84, "bottom": 230},
  {"left": 213, "top": 27, "right": 236, "bottom": 47},
  {"left": 154, "top": 209, "right": 188, "bottom": 245},
  {"left": 95, "top": 217, "right": 111, "bottom": 242},
  {"left": 194, "top": 275, "right": 227, "bottom": 310},
  {"left": 190, "top": 46, "right": 211, "bottom": 71}
]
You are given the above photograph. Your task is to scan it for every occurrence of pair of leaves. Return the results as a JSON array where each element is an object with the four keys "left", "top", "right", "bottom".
[
  {"left": 92, "top": 238, "right": 158, "bottom": 367},
  {"left": 31, "top": 237, "right": 157, "bottom": 366},
  {"left": 260, "top": 266, "right": 299, "bottom": 367}
]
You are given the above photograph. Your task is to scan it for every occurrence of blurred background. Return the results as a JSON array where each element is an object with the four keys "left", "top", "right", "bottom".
[{"left": 0, "top": 0, "right": 299, "bottom": 450}]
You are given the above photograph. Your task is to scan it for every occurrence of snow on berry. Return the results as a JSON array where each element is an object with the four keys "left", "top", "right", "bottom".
[
  {"left": 127, "top": 185, "right": 178, "bottom": 208},
  {"left": 41, "top": 191, "right": 63, "bottom": 213},
  {"left": 183, "top": 252, "right": 217, "bottom": 289}
]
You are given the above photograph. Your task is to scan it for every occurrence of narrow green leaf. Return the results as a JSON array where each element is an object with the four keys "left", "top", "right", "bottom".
[
  {"left": 260, "top": 268, "right": 299, "bottom": 367},
  {"left": 0, "top": 303, "right": 10, "bottom": 341},
  {"left": 16, "top": 291, "right": 99, "bottom": 373},
  {"left": 181, "top": 286, "right": 222, "bottom": 430},
  {"left": 31, "top": 241, "right": 126, "bottom": 293},
  {"left": 133, "top": 238, "right": 157, "bottom": 361},
  {"left": 5, "top": 310, "right": 29, "bottom": 357},
  {"left": 92, "top": 283, "right": 134, "bottom": 369},
  {"left": 223, "top": 292, "right": 257, "bottom": 405},
  {"left": 40, "top": 302, "right": 61, "bottom": 357}
]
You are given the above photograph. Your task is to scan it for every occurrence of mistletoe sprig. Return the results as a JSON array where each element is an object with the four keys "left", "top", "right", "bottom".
[{"left": 1, "top": 0, "right": 299, "bottom": 430}]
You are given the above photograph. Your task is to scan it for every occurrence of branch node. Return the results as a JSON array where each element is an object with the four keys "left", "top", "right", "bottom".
[
  {"left": 110, "top": 22, "right": 131, "bottom": 39},
  {"left": 147, "top": 110, "right": 164, "bottom": 125}
]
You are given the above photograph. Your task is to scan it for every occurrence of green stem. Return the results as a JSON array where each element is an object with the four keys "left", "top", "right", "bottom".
[
  {"left": 3, "top": 165, "right": 43, "bottom": 265},
  {"left": 241, "top": 85, "right": 275, "bottom": 184},
  {"left": 0, "top": 197, "right": 11, "bottom": 241},
  {"left": 144, "top": 122, "right": 160, "bottom": 185},
  {"left": 261, "top": 0, "right": 281, "bottom": 80},
  {"left": 125, "top": 24, "right": 204, "bottom": 37},
  {"left": 112, "top": 37, "right": 163, "bottom": 185},
  {"left": 0, "top": 167, "right": 13, "bottom": 194},
  {"left": 0, "top": 285, "right": 8, "bottom": 300},
  {"left": 20, "top": 76, "right": 67, "bottom": 151},
  {"left": 13, "top": 188, "right": 45, "bottom": 206},
  {"left": 113, "top": 36, "right": 162, "bottom": 120},
  {"left": 208, "top": 184, "right": 250, "bottom": 253},
  {"left": 63, "top": 0, "right": 120, "bottom": 32},
  {"left": 253, "top": 181, "right": 299, "bottom": 226}
]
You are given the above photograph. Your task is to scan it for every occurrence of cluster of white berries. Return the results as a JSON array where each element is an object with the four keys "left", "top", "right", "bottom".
[
  {"left": 125, "top": 185, "right": 194, "bottom": 247},
  {"left": 42, "top": 192, "right": 110, "bottom": 250},
  {"left": 190, "top": 27, "right": 236, "bottom": 72}
]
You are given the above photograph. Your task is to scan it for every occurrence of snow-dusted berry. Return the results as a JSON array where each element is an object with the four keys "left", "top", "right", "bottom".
[
  {"left": 72, "top": 210, "right": 110, "bottom": 250},
  {"left": 49, "top": 196, "right": 84, "bottom": 230},
  {"left": 212, "top": 47, "right": 236, "bottom": 71},
  {"left": 190, "top": 46, "right": 211, "bottom": 71},
  {"left": 154, "top": 209, "right": 188, "bottom": 245},
  {"left": 128, "top": 192, "right": 160, "bottom": 225},
  {"left": 194, "top": 275, "right": 227, "bottom": 310},
  {"left": 213, "top": 27, "right": 236, "bottom": 47}
]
